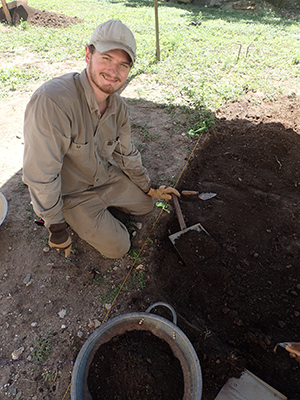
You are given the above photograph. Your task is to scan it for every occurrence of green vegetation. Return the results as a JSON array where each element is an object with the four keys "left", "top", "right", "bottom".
[
  {"left": 1, "top": 0, "right": 299, "bottom": 120},
  {"left": 31, "top": 330, "right": 53, "bottom": 364},
  {"left": 155, "top": 201, "right": 170, "bottom": 213},
  {"left": 98, "top": 270, "right": 146, "bottom": 305}
]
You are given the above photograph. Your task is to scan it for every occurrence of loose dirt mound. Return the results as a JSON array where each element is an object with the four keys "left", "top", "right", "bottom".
[
  {"left": 146, "top": 94, "right": 300, "bottom": 399},
  {"left": 1, "top": 4, "right": 83, "bottom": 27}
]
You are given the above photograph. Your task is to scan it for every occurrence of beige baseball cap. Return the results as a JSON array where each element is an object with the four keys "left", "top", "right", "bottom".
[{"left": 89, "top": 20, "right": 136, "bottom": 65}]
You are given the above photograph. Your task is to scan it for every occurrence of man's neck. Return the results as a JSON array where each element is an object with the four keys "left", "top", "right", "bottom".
[{"left": 98, "top": 98, "right": 108, "bottom": 115}]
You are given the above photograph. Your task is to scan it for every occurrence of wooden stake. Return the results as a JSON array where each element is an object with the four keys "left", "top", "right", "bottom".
[
  {"left": 154, "top": 0, "right": 160, "bottom": 61},
  {"left": 1, "top": 0, "right": 12, "bottom": 23}
]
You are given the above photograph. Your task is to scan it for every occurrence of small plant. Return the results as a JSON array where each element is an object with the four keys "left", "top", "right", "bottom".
[
  {"left": 124, "top": 219, "right": 136, "bottom": 234},
  {"left": 31, "top": 331, "right": 53, "bottom": 365},
  {"left": 155, "top": 201, "right": 170, "bottom": 213},
  {"left": 44, "top": 371, "right": 54, "bottom": 382},
  {"left": 188, "top": 121, "right": 207, "bottom": 137},
  {"left": 128, "top": 248, "right": 141, "bottom": 262},
  {"left": 26, "top": 203, "right": 34, "bottom": 219},
  {"left": 40, "top": 236, "right": 49, "bottom": 244},
  {"left": 124, "top": 271, "right": 146, "bottom": 291},
  {"left": 92, "top": 269, "right": 103, "bottom": 286},
  {"left": 99, "top": 285, "right": 121, "bottom": 305}
]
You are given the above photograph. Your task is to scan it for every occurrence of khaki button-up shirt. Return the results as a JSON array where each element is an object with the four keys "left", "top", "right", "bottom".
[{"left": 23, "top": 69, "right": 151, "bottom": 227}]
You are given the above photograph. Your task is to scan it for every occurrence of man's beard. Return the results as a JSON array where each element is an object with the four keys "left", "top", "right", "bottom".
[{"left": 88, "top": 60, "right": 122, "bottom": 95}]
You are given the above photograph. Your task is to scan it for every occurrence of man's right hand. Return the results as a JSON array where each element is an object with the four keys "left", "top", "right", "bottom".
[{"left": 49, "top": 222, "right": 72, "bottom": 258}]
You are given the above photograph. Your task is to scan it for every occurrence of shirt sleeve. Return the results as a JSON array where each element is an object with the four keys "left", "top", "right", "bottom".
[
  {"left": 23, "top": 92, "right": 71, "bottom": 228},
  {"left": 112, "top": 99, "right": 152, "bottom": 193}
]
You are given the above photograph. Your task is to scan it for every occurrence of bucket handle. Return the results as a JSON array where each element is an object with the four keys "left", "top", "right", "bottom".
[{"left": 146, "top": 302, "right": 177, "bottom": 326}]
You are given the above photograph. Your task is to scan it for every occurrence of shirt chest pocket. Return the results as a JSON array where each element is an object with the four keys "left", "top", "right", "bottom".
[
  {"left": 67, "top": 141, "right": 96, "bottom": 173},
  {"left": 98, "top": 138, "right": 119, "bottom": 161}
]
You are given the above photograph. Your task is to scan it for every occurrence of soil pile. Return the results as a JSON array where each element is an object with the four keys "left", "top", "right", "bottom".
[
  {"left": 1, "top": 4, "right": 83, "bottom": 27},
  {"left": 147, "top": 95, "right": 300, "bottom": 399}
]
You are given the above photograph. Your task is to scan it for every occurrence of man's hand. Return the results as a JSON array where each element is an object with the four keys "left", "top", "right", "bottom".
[
  {"left": 49, "top": 222, "right": 72, "bottom": 258},
  {"left": 147, "top": 186, "right": 180, "bottom": 200}
]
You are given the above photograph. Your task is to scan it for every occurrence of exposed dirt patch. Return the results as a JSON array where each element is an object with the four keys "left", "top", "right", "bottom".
[
  {"left": 148, "top": 98, "right": 300, "bottom": 398},
  {"left": 0, "top": 4, "right": 83, "bottom": 27}
]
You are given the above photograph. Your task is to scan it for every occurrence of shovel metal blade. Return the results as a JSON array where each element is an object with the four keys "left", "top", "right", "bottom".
[{"left": 169, "top": 223, "right": 203, "bottom": 245}]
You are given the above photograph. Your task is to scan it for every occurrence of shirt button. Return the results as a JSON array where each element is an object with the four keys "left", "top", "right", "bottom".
[{"left": 76, "top": 145, "right": 81, "bottom": 148}]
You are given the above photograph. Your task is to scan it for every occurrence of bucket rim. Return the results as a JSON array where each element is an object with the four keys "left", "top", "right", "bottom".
[
  {"left": 71, "top": 307, "right": 202, "bottom": 400},
  {"left": 0, "top": 192, "right": 8, "bottom": 226}
]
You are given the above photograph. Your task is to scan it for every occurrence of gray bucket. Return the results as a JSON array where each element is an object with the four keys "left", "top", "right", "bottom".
[{"left": 71, "top": 302, "right": 202, "bottom": 400}]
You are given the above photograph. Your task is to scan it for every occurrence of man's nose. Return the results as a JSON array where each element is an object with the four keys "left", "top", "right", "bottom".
[{"left": 107, "top": 62, "right": 118, "bottom": 75}]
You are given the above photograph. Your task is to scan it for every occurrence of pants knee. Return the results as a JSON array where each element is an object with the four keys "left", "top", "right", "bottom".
[
  {"left": 100, "top": 239, "right": 131, "bottom": 259},
  {"left": 92, "top": 229, "right": 131, "bottom": 259}
]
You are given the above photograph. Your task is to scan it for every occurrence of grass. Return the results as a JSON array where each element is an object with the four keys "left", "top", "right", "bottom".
[
  {"left": 1, "top": 0, "right": 300, "bottom": 115},
  {"left": 98, "top": 270, "right": 146, "bottom": 305}
]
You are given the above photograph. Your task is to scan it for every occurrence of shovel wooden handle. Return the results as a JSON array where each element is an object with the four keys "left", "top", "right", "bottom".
[
  {"left": 172, "top": 194, "right": 187, "bottom": 231},
  {"left": 181, "top": 190, "right": 199, "bottom": 196}
]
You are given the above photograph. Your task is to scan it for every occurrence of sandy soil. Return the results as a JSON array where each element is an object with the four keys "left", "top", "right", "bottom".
[{"left": 1, "top": 5, "right": 300, "bottom": 400}]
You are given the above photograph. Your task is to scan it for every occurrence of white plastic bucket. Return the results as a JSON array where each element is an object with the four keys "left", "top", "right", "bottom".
[{"left": 0, "top": 192, "right": 8, "bottom": 226}]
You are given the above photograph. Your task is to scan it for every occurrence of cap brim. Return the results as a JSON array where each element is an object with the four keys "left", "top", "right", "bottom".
[{"left": 93, "top": 42, "right": 135, "bottom": 65}]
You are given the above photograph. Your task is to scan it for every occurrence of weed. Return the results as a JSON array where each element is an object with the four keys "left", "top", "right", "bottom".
[
  {"left": 155, "top": 201, "right": 170, "bottom": 213},
  {"left": 124, "top": 271, "right": 146, "bottom": 291},
  {"left": 17, "top": 182, "right": 26, "bottom": 191},
  {"left": 128, "top": 248, "right": 141, "bottom": 262},
  {"left": 31, "top": 331, "right": 53, "bottom": 364},
  {"left": 44, "top": 371, "right": 54, "bottom": 382},
  {"left": 99, "top": 285, "right": 120, "bottom": 305},
  {"left": 26, "top": 203, "right": 34, "bottom": 219},
  {"left": 92, "top": 269, "right": 103, "bottom": 286},
  {"left": 40, "top": 236, "right": 49, "bottom": 244},
  {"left": 124, "top": 219, "right": 136, "bottom": 234}
]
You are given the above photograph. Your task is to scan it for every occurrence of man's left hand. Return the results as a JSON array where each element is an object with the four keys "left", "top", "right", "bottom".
[{"left": 147, "top": 186, "right": 180, "bottom": 200}]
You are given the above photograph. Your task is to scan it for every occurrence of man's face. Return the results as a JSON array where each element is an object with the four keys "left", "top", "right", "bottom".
[{"left": 85, "top": 47, "right": 131, "bottom": 96}]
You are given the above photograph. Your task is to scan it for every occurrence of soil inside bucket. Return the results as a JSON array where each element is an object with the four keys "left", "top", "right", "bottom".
[{"left": 87, "top": 329, "right": 185, "bottom": 400}]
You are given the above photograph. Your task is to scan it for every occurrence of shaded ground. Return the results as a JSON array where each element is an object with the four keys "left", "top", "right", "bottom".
[{"left": 147, "top": 95, "right": 300, "bottom": 398}]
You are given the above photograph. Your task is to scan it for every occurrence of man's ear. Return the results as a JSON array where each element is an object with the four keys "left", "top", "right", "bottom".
[{"left": 85, "top": 45, "right": 91, "bottom": 64}]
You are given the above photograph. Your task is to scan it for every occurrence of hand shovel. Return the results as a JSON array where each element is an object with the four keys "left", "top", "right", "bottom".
[{"left": 169, "top": 194, "right": 219, "bottom": 266}]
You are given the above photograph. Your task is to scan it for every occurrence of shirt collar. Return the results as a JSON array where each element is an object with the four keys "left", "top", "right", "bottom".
[{"left": 79, "top": 68, "right": 116, "bottom": 116}]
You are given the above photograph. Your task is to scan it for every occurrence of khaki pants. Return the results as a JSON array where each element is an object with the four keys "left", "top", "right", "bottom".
[{"left": 62, "top": 165, "right": 153, "bottom": 259}]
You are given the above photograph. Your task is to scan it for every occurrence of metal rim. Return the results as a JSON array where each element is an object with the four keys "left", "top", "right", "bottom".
[
  {"left": 71, "top": 308, "right": 202, "bottom": 400},
  {"left": 0, "top": 192, "right": 8, "bottom": 226}
]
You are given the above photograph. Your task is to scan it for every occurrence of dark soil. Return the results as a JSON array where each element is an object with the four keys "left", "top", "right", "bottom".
[
  {"left": 0, "top": 5, "right": 83, "bottom": 27},
  {"left": 145, "top": 100, "right": 300, "bottom": 399},
  {"left": 87, "top": 329, "right": 184, "bottom": 400}
]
